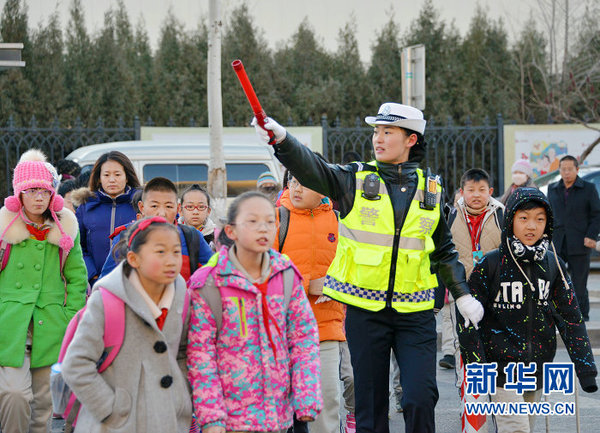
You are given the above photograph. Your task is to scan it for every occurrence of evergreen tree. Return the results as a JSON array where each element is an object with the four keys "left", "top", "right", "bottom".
[
  {"left": 178, "top": 23, "right": 208, "bottom": 125},
  {"left": 366, "top": 18, "right": 403, "bottom": 113},
  {"left": 0, "top": 0, "right": 34, "bottom": 125},
  {"left": 152, "top": 9, "right": 185, "bottom": 124},
  {"left": 459, "top": 7, "right": 519, "bottom": 122},
  {"left": 274, "top": 18, "right": 336, "bottom": 124},
  {"left": 28, "top": 12, "right": 67, "bottom": 124},
  {"left": 132, "top": 18, "right": 156, "bottom": 121},
  {"left": 333, "top": 18, "right": 369, "bottom": 125},
  {"left": 512, "top": 18, "right": 548, "bottom": 122},
  {"left": 64, "top": 0, "right": 95, "bottom": 124},
  {"left": 92, "top": 6, "right": 139, "bottom": 123},
  {"left": 221, "top": 4, "right": 282, "bottom": 126},
  {"left": 402, "top": 0, "right": 463, "bottom": 122}
]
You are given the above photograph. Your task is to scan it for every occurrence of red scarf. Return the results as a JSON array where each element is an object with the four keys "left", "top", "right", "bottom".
[
  {"left": 466, "top": 212, "right": 486, "bottom": 251},
  {"left": 156, "top": 308, "right": 169, "bottom": 330},
  {"left": 26, "top": 224, "right": 50, "bottom": 241},
  {"left": 253, "top": 280, "right": 281, "bottom": 360}
]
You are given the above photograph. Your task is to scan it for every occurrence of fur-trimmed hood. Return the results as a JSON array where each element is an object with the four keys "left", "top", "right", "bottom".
[
  {"left": 70, "top": 187, "right": 95, "bottom": 208},
  {"left": 0, "top": 206, "right": 78, "bottom": 247}
]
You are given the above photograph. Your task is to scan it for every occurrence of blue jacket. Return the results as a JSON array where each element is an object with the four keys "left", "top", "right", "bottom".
[
  {"left": 75, "top": 187, "right": 138, "bottom": 281},
  {"left": 99, "top": 223, "right": 213, "bottom": 281}
]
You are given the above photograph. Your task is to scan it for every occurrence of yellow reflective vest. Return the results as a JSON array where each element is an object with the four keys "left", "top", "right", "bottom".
[{"left": 323, "top": 165, "right": 441, "bottom": 312}]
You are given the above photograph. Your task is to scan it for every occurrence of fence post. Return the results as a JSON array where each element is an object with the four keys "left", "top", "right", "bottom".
[
  {"left": 321, "top": 114, "right": 328, "bottom": 160},
  {"left": 496, "top": 113, "right": 505, "bottom": 193}
]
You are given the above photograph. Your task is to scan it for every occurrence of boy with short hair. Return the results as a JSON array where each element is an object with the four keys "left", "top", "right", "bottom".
[
  {"left": 458, "top": 187, "right": 597, "bottom": 433},
  {"left": 100, "top": 177, "right": 213, "bottom": 280},
  {"left": 274, "top": 174, "right": 348, "bottom": 433},
  {"left": 441, "top": 169, "right": 504, "bottom": 368}
]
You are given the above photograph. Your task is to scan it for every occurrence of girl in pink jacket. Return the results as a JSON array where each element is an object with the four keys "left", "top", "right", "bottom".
[{"left": 187, "top": 191, "right": 322, "bottom": 433}]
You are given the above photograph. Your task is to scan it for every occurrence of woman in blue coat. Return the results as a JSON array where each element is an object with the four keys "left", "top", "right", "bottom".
[{"left": 75, "top": 151, "right": 140, "bottom": 282}]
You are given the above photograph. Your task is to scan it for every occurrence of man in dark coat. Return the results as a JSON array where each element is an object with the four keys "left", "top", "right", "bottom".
[{"left": 547, "top": 155, "right": 600, "bottom": 320}]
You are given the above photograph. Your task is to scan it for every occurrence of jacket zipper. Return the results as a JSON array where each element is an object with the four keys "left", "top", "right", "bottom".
[
  {"left": 386, "top": 227, "right": 401, "bottom": 307},
  {"left": 109, "top": 200, "right": 117, "bottom": 248}
]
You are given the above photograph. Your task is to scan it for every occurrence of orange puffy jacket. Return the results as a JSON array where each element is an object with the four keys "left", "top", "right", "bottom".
[{"left": 274, "top": 189, "right": 345, "bottom": 342}]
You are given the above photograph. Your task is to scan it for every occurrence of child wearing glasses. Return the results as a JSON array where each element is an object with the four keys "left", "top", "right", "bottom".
[
  {"left": 179, "top": 184, "right": 216, "bottom": 246},
  {"left": 0, "top": 150, "right": 87, "bottom": 433},
  {"left": 99, "top": 178, "right": 213, "bottom": 281},
  {"left": 187, "top": 191, "right": 322, "bottom": 433}
]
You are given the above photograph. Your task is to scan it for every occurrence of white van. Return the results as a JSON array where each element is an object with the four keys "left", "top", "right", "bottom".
[{"left": 66, "top": 140, "right": 283, "bottom": 197}]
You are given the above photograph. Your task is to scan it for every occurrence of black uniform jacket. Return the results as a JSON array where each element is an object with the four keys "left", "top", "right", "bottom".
[{"left": 273, "top": 133, "right": 470, "bottom": 303}]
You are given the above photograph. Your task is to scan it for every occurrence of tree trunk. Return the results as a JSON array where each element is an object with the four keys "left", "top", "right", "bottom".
[
  {"left": 579, "top": 134, "right": 600, "bottom": 165},
  {"left": 207, "top": 0, "right": 227, "bottom": 220}
]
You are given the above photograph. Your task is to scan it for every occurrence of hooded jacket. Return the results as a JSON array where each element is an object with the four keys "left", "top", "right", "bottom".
[
  {"left": 75, "top": 187, "right": 138, "bottom": 281},
  {"left": 458, "top": 188, "right": 597, "bottom": 391},
  {"left": 186, "top": 247, "right": 322, "bottom": 431},
  {"left": 275, "top": 189, "right": 344, "bottom": 342},
  {"left": 61, "top": 262, "right": 192, "bottom": 433}
]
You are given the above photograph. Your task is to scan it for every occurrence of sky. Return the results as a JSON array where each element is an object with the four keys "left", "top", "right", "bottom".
[{"left": 12, "top": 0, "right": 539, "bottom": 63}]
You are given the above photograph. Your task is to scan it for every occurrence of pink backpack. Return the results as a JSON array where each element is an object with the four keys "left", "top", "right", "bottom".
[{"left": 55, "top": 287, "right": 191, "bottom": 432}]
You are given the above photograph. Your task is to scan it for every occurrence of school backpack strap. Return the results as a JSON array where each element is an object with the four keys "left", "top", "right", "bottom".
[
  {"left": 198, "top": 273, "right": 224, "bottom": 336},
  {"left": 96, "top": 288, "right": 126, "bottom": 373},
  {"left": 0, "top": 240, "right": 11, "bottom": 271},
  {"left": 181, "top": 224, "right": 200, "bottom": 275},
  {"left": 282, "top": 267, "right": 294, "bottom": 310},
  {"left": 277, "top": 206, "right": 290, "bottom": 252}
]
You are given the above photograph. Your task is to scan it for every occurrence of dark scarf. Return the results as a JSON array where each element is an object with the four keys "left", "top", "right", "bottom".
[{"left": 508, "top": 234, "right": 549, "bottom": 263}]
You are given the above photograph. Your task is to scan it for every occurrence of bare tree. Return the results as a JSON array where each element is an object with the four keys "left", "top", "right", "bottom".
[{"left": 530, "top": 0, "right": 600, "bottom": 162}]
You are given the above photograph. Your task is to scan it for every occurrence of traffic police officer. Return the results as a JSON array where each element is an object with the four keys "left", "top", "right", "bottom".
[{"left": 253, "top": 103, "right": 484, "bottom": 433}]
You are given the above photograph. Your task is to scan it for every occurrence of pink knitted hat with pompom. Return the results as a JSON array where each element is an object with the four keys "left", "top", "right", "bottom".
[{"left": 1, "top": 149, "right": 74, "bottom": 252}]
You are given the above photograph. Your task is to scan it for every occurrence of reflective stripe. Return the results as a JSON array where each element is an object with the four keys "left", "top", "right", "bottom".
[
  {"left": 325, "top": 275, "right": 435, "bottom": 303},
  {"left": 413, "top": 189, "right": 442, "bottom": 204},
  {"left": 355, "top": 177, "right": 388, "bottom": 196},
  {"left": 339, "top": 224, "right": 425, "bottom": 250},
  {"left": 339, "top": 224, "right": 393, "bottom": 247}
]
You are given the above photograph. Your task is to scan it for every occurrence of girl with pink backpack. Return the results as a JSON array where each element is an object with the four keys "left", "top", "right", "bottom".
[
  {"left": 187, "top": 191, "right": 322, "bottom": 433},
  {"left": 61, "top": 217, "right": 193, "bottom": 432}
]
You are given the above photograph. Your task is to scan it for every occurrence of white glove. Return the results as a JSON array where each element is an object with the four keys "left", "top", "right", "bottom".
[
  {"left": 456, "top": 294, "right": 484, "bottom": 330},
  {"left": 251, "top": 116, "right": 286, "bottom": 145},
  {"left": 314, "top": 295, "right": 332, "bottom": 304}
]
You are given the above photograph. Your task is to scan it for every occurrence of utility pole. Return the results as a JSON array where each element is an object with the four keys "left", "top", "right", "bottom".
[{"left": 207, "top": 0, "right": 227, "bottom": 219}]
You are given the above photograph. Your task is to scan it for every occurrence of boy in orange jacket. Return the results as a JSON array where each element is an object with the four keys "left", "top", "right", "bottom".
[{"left": 275, "top": 174, "right": 353, "bottom": 433}]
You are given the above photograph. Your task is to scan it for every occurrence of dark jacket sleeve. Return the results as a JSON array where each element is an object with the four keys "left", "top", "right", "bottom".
[
  {"left": 551, "top": 254, "right": 598, "bottom": 391},
  {"left": 430, "top": 197, "right": 470, "bottom": 300},
  {"left": 75, "top": 203, "right": 96, "bottom": 279},
  {"left": 196, "top": 228, "right": 214, "bottom": 266},
  {"left": 273, "top": 134, "right": 357, "bottom": 217},
  {"left": 99, "top": 232, "right": 120, "bottom": 279},
  {"left": 457, "top": 258, "right": 490, "bottom": 364},
  {"left": 585, "top": 183, "right": 600, "bottom": 240}
]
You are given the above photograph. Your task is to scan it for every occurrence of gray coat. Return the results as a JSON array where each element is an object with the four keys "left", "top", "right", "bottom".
[{"left": 61, "top": 262, "right": 192, "bottom": 433}]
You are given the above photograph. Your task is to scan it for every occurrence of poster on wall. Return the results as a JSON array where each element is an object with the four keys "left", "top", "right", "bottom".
[{"left": 514, "top": 129, "right": 600, "bottom": 178}]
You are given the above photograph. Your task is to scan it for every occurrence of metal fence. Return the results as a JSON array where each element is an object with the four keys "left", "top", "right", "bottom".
[
  {"left": 0, "top": 116, "right": 137, "bottom": 199},
  {"left": 322, "top": 114, "right": 505, "bottom": 199},
  {"left": 1, "top": 114, "right": 504, "bottom": 202}
]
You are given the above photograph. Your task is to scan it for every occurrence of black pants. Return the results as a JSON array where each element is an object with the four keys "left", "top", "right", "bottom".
[
  {"left": 560, "top": 249, "right": 591, "bottom": 318},
  {"left": 345, "top": 305, "right": 439, "bottom": 433}
]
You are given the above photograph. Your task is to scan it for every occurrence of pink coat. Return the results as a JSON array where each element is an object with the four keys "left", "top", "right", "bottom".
[{"left": 186, "top": 247, "right": 322, "bottom": 431}]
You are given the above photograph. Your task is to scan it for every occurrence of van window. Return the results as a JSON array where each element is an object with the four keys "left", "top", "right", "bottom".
[{"left": 143, "top": 163, "right": 271, "bottom": 197}]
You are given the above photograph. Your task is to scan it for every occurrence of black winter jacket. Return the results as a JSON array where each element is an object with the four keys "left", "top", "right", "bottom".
[
  {"left": 273, "top": 133, "right": 470, "bottom": 305},
  {"left": 458, "top": 187, "right": 597, "bottom": 392},
  {"left": 548, "top": 176, "right": 600, "bottom": 256}
]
